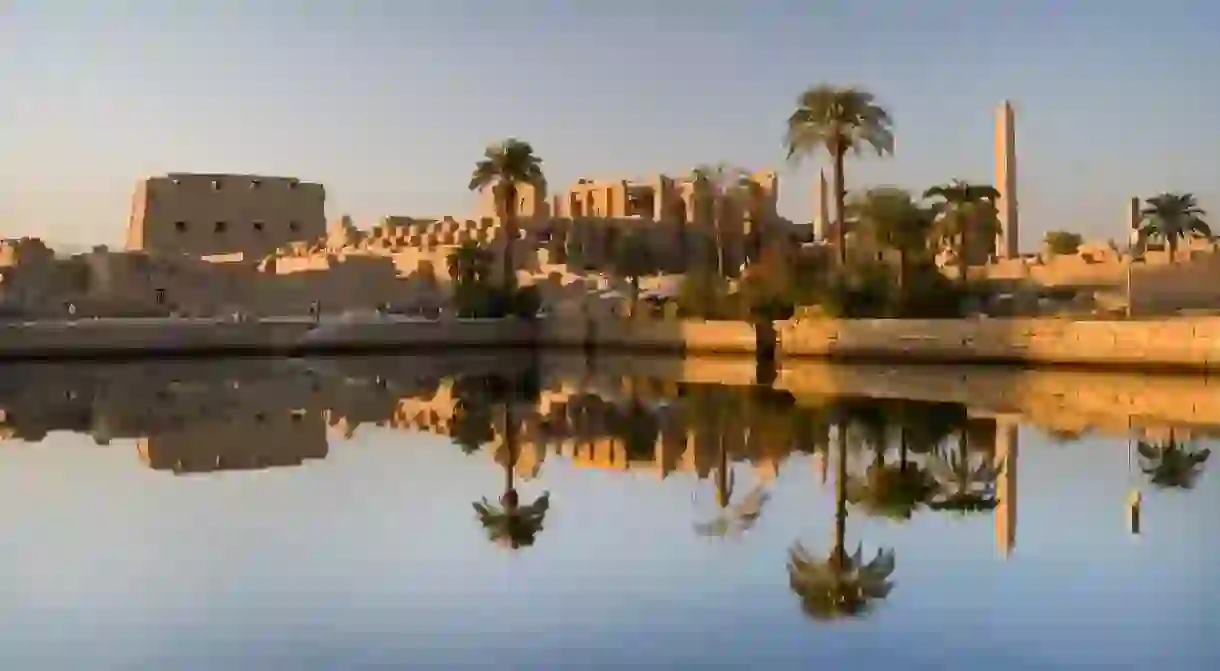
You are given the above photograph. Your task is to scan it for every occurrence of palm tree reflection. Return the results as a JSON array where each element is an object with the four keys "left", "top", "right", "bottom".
[
  {"left": 466, "top": 368, "right": 551, "bottom": 550},
  {"left": 1138, "top": 430, "right": 1212, "bottom": 490},
  {"left": 788, "top": 413, "right": 896, "bottom": 620},
  {"left": 845, "top": 400, "right": 940, "bottom": 521},
  {"left": 695, "top": 484, "right": 771, "bottom": 538},
  {"left": 927, "top": 425, "right": 1000, "bottom": 514}
]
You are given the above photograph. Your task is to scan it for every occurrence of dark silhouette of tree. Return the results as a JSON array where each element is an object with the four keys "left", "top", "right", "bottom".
[
  {"left": 1138, "top": 430, "right": 1212, "bottom": 489},
  {"left": 786, "top": 86, "right": 894, "bottom": 265},
  {"left": 927, "top": 425, "right": 1000, "bottom": 514},
  {"left": 1138, "top": 193, "right": 1210, "bottom": 262},
  {"left": 468, "top": 139, "right": 545, "bottom": 289}
]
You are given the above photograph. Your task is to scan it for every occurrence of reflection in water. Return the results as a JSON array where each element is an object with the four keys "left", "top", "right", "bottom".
[
  {"left": 0, "top": 355, "right": 1216, "bottom": 666},
  {"left": 789, "top": 416, "right": 896, "bottom": 620},
  {"left": 461, "top": 367, "right": 552, "bottom": 550},
  {"left": 1137, "top": 430, "right": 1213, "bottom": 490}
]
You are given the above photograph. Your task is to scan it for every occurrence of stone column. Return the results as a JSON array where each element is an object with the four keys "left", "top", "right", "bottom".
[
  {"left": 995, "top": 101, "right": 1019, "bottom": 258},
  {"left": 1128, "top": 196, "right": 1142, "bottom": 249}
]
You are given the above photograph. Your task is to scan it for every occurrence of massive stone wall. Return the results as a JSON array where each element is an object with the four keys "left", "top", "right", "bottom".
[{"left": 126, "top": 173, "right": 326, "bottom": 257}]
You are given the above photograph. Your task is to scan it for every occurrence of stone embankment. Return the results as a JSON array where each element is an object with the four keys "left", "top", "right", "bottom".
[
  {"left": 777, "top": 317, "right": 1220, "bottom": 371},
  {"left": 5, "top": 315, "right": 1220, "bottom": 372},
  {"left": 0, "top": 316, "right": 757, "bottom": 360}
]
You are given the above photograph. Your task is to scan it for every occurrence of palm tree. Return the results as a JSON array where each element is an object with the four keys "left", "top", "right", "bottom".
[
  {"left": 690, "top": 163, "right": 754, "bottom": 276},
  {"left": 446, "top": 240, "right": 493, "bottom": 285},
  {"left": 923, "top": 180, "right": 1001, "bottom": 287},
  {"left": 611, "top": 231, "right": 656, "bottom": 316},
  {"left": 787, "top": 414, "right": 896, "bottom": 620},
  {"left": 926, "top": 429, "right": 1000, "bottom": 514},
  {"left": 1137, "top": 430, "right": 1212, "bottom": 489},
  {"left": 850, "top": 188, "right": 937, "bottom": 290},
  {"left": 1138, "top": 193, "right": 1211, "bottom": 262},
  {"left": 785, "top": 86, "right": 895, "bottom": 265},
  {"left": 469, "top": 139, "right": 545, "bottom": 290}
]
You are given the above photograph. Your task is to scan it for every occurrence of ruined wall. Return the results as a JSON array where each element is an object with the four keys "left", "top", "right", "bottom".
[{"left": 127, "top": 173, "right": 326, "bottom": 256}]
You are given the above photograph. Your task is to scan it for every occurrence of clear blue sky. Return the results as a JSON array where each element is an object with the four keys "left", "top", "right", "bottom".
[{"left": 1, "top": 0, "right": 1218, "bottom": 249}]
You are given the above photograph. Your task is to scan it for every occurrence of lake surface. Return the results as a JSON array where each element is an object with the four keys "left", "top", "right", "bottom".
[{"left": 0, "top": 354, "right": 1215, "bottom": 670}]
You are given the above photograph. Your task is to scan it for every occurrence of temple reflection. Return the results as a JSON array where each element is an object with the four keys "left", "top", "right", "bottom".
[{"left": 138, "top": 408, "right": 328, "bottom": 474}]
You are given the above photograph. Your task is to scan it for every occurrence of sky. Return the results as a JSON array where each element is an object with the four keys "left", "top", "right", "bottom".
[{"left": 1, "top": 0, "right": 1218, "bottom": 250}]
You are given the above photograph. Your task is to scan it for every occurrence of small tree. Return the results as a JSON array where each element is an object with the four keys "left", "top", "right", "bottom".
[
  {"left": 1043, "top": 231, "right": 1083, "bottom": 256},
  {"left": 923, "top": 180, "right": 1001, "bottom": 287},
  {"left": 678, "top": 269, "right": 738, "bottom": 320},
  {"left": 611, "top": 231, "right": 656, "bottom": 316}
]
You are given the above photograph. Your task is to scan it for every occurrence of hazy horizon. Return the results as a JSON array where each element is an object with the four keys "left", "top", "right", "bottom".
[{"left": 2, "top": 0, "right": 1218, "bottom": 250}]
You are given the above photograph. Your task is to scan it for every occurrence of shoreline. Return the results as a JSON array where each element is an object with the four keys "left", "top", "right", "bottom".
[{"left": 2, "top": 316, "right": 1220, "bottom": 373}]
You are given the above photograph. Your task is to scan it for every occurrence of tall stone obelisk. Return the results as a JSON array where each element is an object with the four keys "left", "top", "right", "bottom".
[
  {"left": 1128, "top": 196, "right": 1142, "bottom": 250},
  {"left": 995, "top": 101, "right": 1019, "bottom": 258},
  {"left": 814, "top": 169, "right": 830, "bottom": 241}
]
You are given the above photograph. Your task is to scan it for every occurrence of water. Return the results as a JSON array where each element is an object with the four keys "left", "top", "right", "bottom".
[{"left": 0, "top": 354, "right": 1215, "bottom": 670}]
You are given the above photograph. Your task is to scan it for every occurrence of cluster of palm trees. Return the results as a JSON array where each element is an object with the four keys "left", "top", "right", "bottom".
[
  {"left": 466, "top": 84, "right": 1213, "bottom": 310},
  {"left": 465, "top": 85, "right": 1007, "bottom": 302},
  {"left": 450, "top": 370, "right": 1213, "bottom": 620}
]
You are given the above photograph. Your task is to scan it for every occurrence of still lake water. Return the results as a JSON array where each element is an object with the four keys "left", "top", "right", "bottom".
[{"left": 0, "top": 354, "right": 1215, "bottom": 670}]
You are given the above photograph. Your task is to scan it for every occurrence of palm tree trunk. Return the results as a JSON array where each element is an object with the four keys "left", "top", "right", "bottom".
[
  {"left": 503, "top": 403, "right": 517, "bottom": 495},
  {"left": 958, "top": 227, "right": 970, "bottom": 287},
  {"left": 833, "top": 149, "right": 847, "bottom": 266},
  {"left": 899, "top": 426, "right": 909, "bottom": 473},
  {"left": 716, "top": 437, "right": 730, "bottom": 509},
  {"left": 630, "top": 276, "right": 640, "bottom": 317},
  {"left": 678, "top": 220, "right": 689, "bottom": 273},
  {"left": 714, "top": 197, "right": 726, "bottom": 277},
  {"left": 1169, "top": 235, "right": 1179, "bottom": 264},
  {"left": 832, "top": 421, "right": 848, "bottom": 569},
  {"left": 503, "top": 184, "right": 518, "bottom": 290}
]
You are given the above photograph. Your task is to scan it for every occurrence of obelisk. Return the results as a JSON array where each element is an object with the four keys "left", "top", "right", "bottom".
[
  {"left": 995, "top": 101, "right": 1019, "bottom": 258},
  {"left": 814, "top": 169, "right": 830, "bottom": 241},
  {"left": 1128, "top": 196, "right": 1142, "bottom": 249}
]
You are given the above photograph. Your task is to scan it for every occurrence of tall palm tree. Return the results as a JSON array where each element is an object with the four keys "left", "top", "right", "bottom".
[
  {"left": 788, "top": 415, "right": 896, "bottom": 620},
  {"left": 1138, "top": 193, "right": 1211, "bottom": 262},
  {"left": 785, "top": 86, "right": 895, "bottom": 265},
  {"left": 923, "top": 180, "right": 1001, "bottom": 287},
  {"left": 1137, "top": 430, "right": 1212, "bottom": 489},
  {"left": 850, "top": 188, "right": 937, "bottom": 289},
  {"left": 469, "top": 139, "right": 546, "bottom": 290}
]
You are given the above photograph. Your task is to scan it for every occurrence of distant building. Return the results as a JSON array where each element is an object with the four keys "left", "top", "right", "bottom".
[{"left": 126, "top": 173, "right": 326, "bottom": 257}]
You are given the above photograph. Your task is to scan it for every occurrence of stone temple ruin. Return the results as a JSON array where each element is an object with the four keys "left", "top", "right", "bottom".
[{"left": 0, "top": 168, "right": 794, "bottom": 320}]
